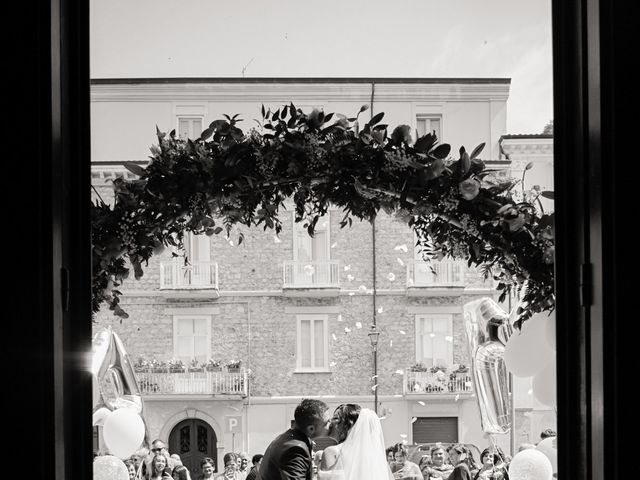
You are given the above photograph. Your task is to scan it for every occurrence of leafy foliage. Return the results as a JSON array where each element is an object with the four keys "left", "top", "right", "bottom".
[{"left": 91, "top": 104, "right": 555, "bottom": 326}]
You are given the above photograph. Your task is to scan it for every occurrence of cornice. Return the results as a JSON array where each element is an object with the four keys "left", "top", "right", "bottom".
[{"left": 91, "top": 81, "right": 510, "bottom": 103}]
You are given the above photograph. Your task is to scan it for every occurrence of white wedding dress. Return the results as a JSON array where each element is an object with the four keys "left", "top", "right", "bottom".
[{"left": 317, "top": 408, "right": 394, "bottom": 480}]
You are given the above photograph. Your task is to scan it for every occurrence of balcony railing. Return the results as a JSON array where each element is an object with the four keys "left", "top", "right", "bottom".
[
  {"left": 407, "top": 260, "right": 466, "bottom": 287},
  {"left": 283, "top": 261, "right": 339, "bottom": 288},
  {"left": 160, "top": 261, "right": 219, "bottom": 289},
  {"left": 135, "top": 369, "right": 247, "bottom": 396},
  {"left": 404, "top": 370, "right": 473, "bottom": 395}
]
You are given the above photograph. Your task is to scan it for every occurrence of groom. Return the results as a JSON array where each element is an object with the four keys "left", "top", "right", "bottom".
[{"left": 257, "top": 398, "right": 331, "bottom": 480}]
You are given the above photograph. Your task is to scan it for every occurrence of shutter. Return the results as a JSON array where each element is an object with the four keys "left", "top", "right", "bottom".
[{"left": 412, "top": 417, "right": 458, "bottom": 443}]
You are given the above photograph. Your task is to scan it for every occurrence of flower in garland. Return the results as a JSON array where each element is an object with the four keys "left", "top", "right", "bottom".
[{"left": 459, "top": 177, "right": 481, "bottom": 200}]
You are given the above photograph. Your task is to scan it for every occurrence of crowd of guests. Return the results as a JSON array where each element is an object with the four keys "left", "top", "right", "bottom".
[
  {"left": 385, "top": 442, "right": 509, "bottom": 480},
  {"left": 116, "top": 439, "right": 264, "bottom": 480},
  {"left": 384, "top": 429, "right": 556, "bottom": 480}
]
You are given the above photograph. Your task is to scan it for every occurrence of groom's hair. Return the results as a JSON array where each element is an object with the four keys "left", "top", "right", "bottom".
[{"left": 294, "top": 398, "right": 329, "bottom": 428}]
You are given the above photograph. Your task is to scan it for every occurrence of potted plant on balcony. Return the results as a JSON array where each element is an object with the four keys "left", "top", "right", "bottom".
[
  {"left": 133, "top": 356, "right": 150, "bottom": 373},
  {"left": 149, "top": 359, "right": 167, "bottom": 373},
  {"left": 225, "top": 360, "right": 242, "bottom": 373},
  {"left": 188, "top": 358, "right": 203, "bottom": 372},
  {"left": 409, "top": 362, "right": 429, "bottom": 372},
  {"left": 168, "top": 358, "right": 186, "bottom": 373},
  {"left": 206, "top": 359, "right": 222, "bottom": 372}
]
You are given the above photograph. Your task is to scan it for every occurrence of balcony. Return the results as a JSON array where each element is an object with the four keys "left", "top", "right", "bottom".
[
  {"left": 135, "top": 369, "right": 247, "bottom": 396},
  {"left": 404, "top": 369, "right": 473, "bottom": 395},
  {"left": 283, "top": 261, "right": 340, "bottom": 296},
  {"left": 406, "top": 260, "right": 466, "bottom": 291},
  {"left": 160, "top": 261, "right": 219, "bottom": 290}
]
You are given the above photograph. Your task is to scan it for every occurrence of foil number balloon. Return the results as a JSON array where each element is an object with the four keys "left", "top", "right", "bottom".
[
  {"left": 92, "top": 326, "right": 148, "bottom": 458},
  {"left": 463, "top": 297, "right": 515, "bottom": 435}
]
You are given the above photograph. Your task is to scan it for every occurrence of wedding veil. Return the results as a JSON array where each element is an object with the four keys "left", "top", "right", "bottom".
[{"left": 340, "top": 408, "right": 394, "bottom": 480}]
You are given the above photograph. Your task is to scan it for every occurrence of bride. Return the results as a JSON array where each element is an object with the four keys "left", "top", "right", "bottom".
[{"left": 318, "top": 404, "right": 393, "bottom": 480}]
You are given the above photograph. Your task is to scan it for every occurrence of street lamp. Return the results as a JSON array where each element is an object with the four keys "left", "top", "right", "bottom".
[{"left": 368, "top": 324, "right": 381, "bottom": 414}]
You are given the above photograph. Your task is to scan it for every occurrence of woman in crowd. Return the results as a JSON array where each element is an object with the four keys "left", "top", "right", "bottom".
[
  {"left": 391, "top": 443, "right": 422, "bottom": 480},
  {"left": 473, "top": 448, "right": 504, "bottom": 480},
  {"left": 147, "top": 453, "right": 173, "bottom": 480},
  {"left": 422, "top": 445, "right": 453, "bottom": 480},
  {"left": 124, "top": 459, "right": 137, "bottom": 480},
  {"left": 172, "top": 465, "right": 192, "bottom": 480},
  {"left": 446, "top": 445, "right": 479, "bottom": 480},
  {"left": 197, "top": 458, "right": 216, "bottom": 480}
]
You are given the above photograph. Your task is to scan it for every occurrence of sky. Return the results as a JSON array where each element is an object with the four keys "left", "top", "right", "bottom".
[{"left": 90, "top": 0, "right": 553, "bottom": 134}]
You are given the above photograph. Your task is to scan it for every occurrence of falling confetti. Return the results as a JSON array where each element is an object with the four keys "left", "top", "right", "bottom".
[
  {"left": 377, "top": 307, "right": 384, "bottom": 313},
  {"left": 465, "top": 381, "right": 473, "bottom": 388},
  {"left": 394, "top": 244, "right": 409, "bottom": 253},
  {"left": 348, "top": 292, "right": 355, "bottom": 296},
  {"left": 274, "top": 236, "right": 282, "bottom": 243},
  {"left": 387, "top": 272, "right": 396, "bottom": 281},
  {"left": 228, "top": 240, "right": 234, "bottom": 246},
  {"left": 399, "top": 330, "right": 406, "bottom": 335},
  {"left": 346, "top": 274, "right": 355, "bottom": 281},
  {"left": 366, "top": 289, "right": 374, "bottom": 295},
  {"left": 332, "top": 333, "right": 337, "bottom": 341},
  {"left": 397, "top": 258, "right": 405, "bottom": 266},
  {"left": 395, "top": 369, "right": 404, "bottom": 375},
  {"left": 344, "top": 327, "right": 351, "bottom": 333},
  {"left": 344, "top": 265, "right": 352, "bottom": 271},
  {"left": 304, "top": 265, "right": 315, "bottom": 275},
  {"left": 371, "top": 384, "right": 378, "bottom": 391},
  {"left": 429, "top": 333, "right": 436, "bottom": 338},
  {"left": 407, "top": 278, "right": 414, "bottom": 286},
  {"left": 400, "top": 434, "right": 407, "bottom": 438},
  {"left": 390, "top": 340, "right": 393, "bottom": 347},
  {"left": 417, "top": 401, "right": 425, "bottom": 406},
  {"left": 411, "top": 417, "right": 417, "bottom": 423},
  {"left": 331, "top": 242, "right": 338, "bottom": 248},
  {"left": 527, "top": 389, "right": 533, "bottom": 395},
  {"left": 445, "top": 335, "right": 453, "bottom": 342},
  {"left": 337, "top": 314, "right": 343, "bottom": 322},
  {"left": 358, "top": 285, "right": 368, "bottom": 292},
  {"left": 371, "top": 374, "right": 378, "bottom": 380},
  {"left": 355, "top": 322, "right": 362, "bottom": 329},
  {"left": 454, "top": 394, "right": 460, "bottom": 402}
]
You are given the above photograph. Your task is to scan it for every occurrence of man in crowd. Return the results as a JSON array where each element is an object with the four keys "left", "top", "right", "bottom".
[
  {"left": 421, "top": 445, "right": 453, "bottom": 479},
  {"left": 246, "top": 454, "right": 263, "bottom": 480}
]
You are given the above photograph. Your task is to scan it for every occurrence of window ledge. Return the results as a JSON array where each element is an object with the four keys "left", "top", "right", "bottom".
[{"left": 293, "top": 369, "right": 332, "bottom": 374}]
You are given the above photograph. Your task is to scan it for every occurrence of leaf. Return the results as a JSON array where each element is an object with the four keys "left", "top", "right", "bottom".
[
  {"left": 213, "top": 226, "right": 224, "bottom": 234},
  {"left": 261, "top": 104, "right": 266, "bottom": 119},
  {"left": 359, "top": 105, "right": 369, "bottom": 113},
  {"left": 199, "top": 127, "right": 214, "bottom": 141},
  {"left": 281, "top": 106, "right": 288, "bottom": 119},
  {"left": 470, "top": 142, "right": 486, "bottom": 160},
  {"left": 431, "top": 144, "right": 451, "bottom": 159},
  {"left": 368, "top": 112, "right": 385, "bottom": 127},
  {"left": 272, "top": 110, "right": 280, "bottom": 122},
  {"left": 324, "top": 112, "right": 334, "bottom": 123},
  {"left": 525, "top": 161, "right": 534, "bottom": 170},
  {"left": 123, "top": 162, "right": 146, "bottom": 177},
  {"left": 414, "top": 133, "right": 436, "bottom": 153},
  {"left": 540, "top": 191, "right": 554, "bottom": 199},
  {"left": 459, "top": 147, "right": 470, "bottom": 174}
]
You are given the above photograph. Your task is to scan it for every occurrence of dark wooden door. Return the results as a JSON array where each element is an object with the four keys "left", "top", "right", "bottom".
[
  {"left": 169, "top": 419, "right": 217, "bottom": 476},
  {"left": 412, "top": 417, "right": 458, "bottom": 443}
]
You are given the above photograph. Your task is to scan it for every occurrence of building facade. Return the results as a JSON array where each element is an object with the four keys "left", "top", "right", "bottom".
[{"left": 90, "top": 78, "right": 553, "bottom": 473}]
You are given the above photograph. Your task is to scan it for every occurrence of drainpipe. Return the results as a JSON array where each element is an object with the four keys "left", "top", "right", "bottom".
[{"left": 370, "top": 82, "right": 379, "bottom": 415}]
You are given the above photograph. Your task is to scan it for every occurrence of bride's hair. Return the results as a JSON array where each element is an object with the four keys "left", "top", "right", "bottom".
[{"left": 333, "top": 404, "right": 362, "bottom": 443}]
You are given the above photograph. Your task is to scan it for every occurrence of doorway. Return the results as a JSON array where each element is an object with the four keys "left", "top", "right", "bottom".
[{"left": 169, "top": 419, "right": 218, "bottom": 475}]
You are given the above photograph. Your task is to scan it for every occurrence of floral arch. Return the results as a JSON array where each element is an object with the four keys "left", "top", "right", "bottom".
[{"left": 91, "top": 104, "right": 554, "bottom": 327}]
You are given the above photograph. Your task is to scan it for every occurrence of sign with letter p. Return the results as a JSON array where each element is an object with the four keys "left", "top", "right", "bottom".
[{"left": 225, "top": 415, "right": 243, "bottom": 433}]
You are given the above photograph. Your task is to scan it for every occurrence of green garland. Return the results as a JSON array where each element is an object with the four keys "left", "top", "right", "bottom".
[{"left": 91, "top": 104, "right": 555, "bottom": 327}]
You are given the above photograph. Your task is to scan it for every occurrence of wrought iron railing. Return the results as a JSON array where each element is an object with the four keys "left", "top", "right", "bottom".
[
  {"left": 135, "top": 369, "right": 246, "bottom": 396},
  {"left": 283, "top": 260, "right": 339, "bottom": 288},
  {"left": 407, "top": 260, "right": 466, "bottom": 287},
  {"left": 160, "top": 261, "right": 219, "bottom": 289},
  {"left": 404, "top": 370, "right": 473, "bottom": 394}
]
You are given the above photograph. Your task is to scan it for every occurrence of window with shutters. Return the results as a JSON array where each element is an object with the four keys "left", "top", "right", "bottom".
[
  {"left": 415, "top": 314, "right": 454, "bottom": 368},
  {"left": 177, "top": 116, "right": 203, "bottom": 140},
  {"left": 416, "top": 115, "right": 442, "bottom": 142},
  {"left": 284, "top": 214, "right": 338, "bottom": 287},
  {"left": 173, "top": 315, "right": 211, "bottom": 364},
  {"left": 296, "top": 314, "right": 329, "bottom": 371}
]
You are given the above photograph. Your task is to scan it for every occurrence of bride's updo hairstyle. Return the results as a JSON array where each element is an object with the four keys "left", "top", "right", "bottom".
[{"left": 333, "top": 404, "right": 362, "bottom": 443}]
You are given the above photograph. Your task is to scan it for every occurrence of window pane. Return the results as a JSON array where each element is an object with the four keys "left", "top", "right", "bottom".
[
  {"left": 314, "top": 320, "right": 324, "bottom": 367},
  {"left": 300, "top": 320, "right": 311, "bottom": 368},
  {"left": 177, "top": 336, "right": 192, "bottom": 358},
  {"left": 192, "top": 118, "right": 202, "bottom": 137},
  {"left": 433, "top": 317, "right": 449, "bottom": 333},
  {"left": 194, "top": 336, "right": 207, "bottom": 362},
  {"left": 177, "top": 318, "right": 193, "bottom": 335},
  {"left": 178, "top": 119, "right": 190, "bottom": 139},
  {"left": 193, "top": 317, "right": 207, "bottom": 334}
]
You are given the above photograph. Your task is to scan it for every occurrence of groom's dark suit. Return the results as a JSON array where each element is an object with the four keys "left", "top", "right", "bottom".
[{"left": 257, "top": 428, "right": 314, "bottom": 480}]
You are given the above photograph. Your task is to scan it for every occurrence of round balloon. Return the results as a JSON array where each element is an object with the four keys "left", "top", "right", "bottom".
[
  {"left": 508, "top": 448, "right": 553, "bottom": 480},
  {"left": 102, "top": 408, "right": 145, "bottom": 459},
  {"left": 532, "top": 357, "right": 556, "bottom": 406},
  {"left": 536, "top": 436, "right": 558, "bottom": 474},
  {"left": 504, "top": 315, "right": 554, "bottom": 377},
  {"left": 94, "top": 455, "right": 129, "bottom": 480}
]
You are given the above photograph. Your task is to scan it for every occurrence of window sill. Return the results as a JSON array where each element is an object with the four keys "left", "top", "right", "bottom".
[{"left": 293, "top": 369, "right": 332, "bottom": 374}]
